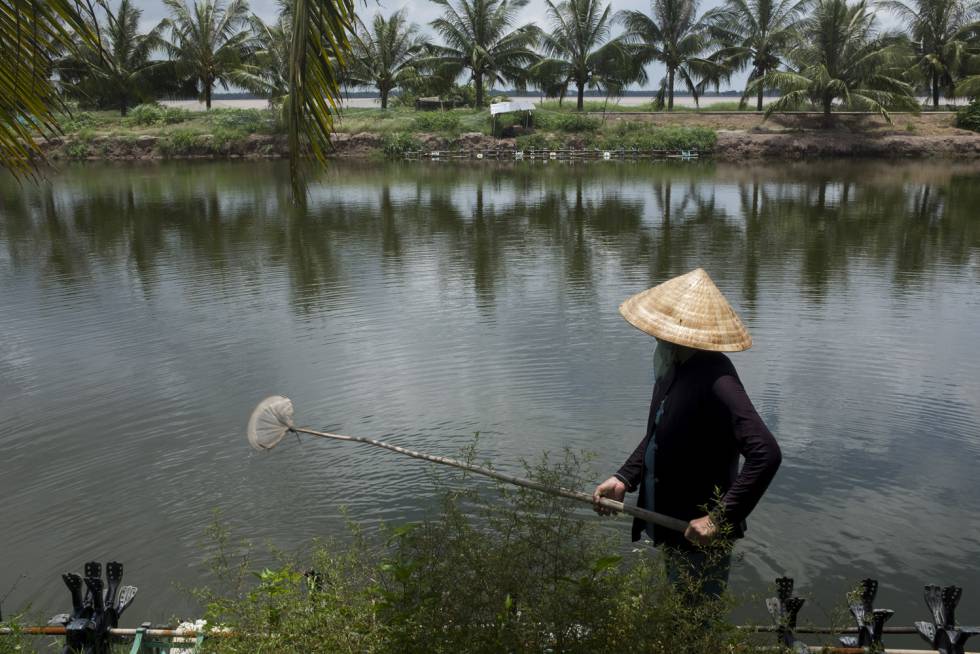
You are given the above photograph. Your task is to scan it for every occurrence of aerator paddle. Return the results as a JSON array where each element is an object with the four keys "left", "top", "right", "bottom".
[{"left": 246, "top": 396, "right": 689, "bottom": 533}]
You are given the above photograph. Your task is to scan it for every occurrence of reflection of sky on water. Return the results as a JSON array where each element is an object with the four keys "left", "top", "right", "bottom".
[{"left": 0, "top": 160, "right": 978, "bottom": 631}]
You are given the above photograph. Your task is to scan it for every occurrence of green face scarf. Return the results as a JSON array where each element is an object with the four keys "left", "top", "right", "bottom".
[{"left": 653, "top": 339, "right": 677, "bottom": 381}]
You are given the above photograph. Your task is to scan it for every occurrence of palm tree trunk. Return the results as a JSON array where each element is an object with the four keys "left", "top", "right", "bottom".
[
  {"left": 756, "top": 79, "right": 764, "bottom": 112},
  {"left": 823, "top": 95, "right": 833, "bottom": 127},
  {"left": 474, "top": 71, "right": 484, "bottom": 108},
  {"left": 205, "top": 77, "right": 213, "bottom": 111},
  {"left": 120, "top": 95, "right": 128, "bottom": 117},
  {"left": 380, "top": 86, "right": 389, "bottom": 110},
  {"left": 577, "top": 82, "right": 584, "bottom": 111},
  {"left": 667, "top": 68, "right": 675, "bottom": 111},
  {"left": 932, "top": 71, "right": 940, "bottom": 109}
]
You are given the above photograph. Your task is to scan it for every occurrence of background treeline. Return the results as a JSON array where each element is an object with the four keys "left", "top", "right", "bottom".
[
  {"left": 4, "top": 0, "right": 980, "bottom": 178},
  {"left": 47, "top": 0, "right": 980, "bottom": 118}
]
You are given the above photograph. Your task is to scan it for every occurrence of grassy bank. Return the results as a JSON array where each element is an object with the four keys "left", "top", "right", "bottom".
[
  {"left": 50, "top": 104, "right": 717, "bottom": 160},
  {"left": 43, "top": 102, "right": 980, "bottom": 161},
  {"left": 52, "top": 105, "right": 284, "bottom": 159}
]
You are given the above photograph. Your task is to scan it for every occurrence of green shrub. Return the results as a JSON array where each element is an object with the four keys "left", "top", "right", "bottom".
[
  {"left": 130, "top": 103, "right": 165, "bottom": 126},
  {"left": 382, "top": 132, "right": 421, "bottom": 156},
  {"left": 62, "top": 112, "right": 96, "bottom": 133},
  {"left": 955, "top": 100, "right": 980, "bottom": 132},
  {"left": 210, "top": 126, "right": 247, "bottom": 151},
  {"left": 445, "top": 83, "right": 479, "bottom": 108},
  {"left": 158, "top": 128, "right": 207, "bottom": 156},
  {"left": 74, "top": 127, "right": 96, "bottom": 142},
  {"left": 535, "top": 111, "right": 601, "bottom": 132},
  {"left": 515, "top": 132, "right": 561, "bottom": 150},
  {"left": 163, "top": 106, "right": 192, "bottom": 125},
  {"left": 129, "top": 103, "right": 191, "bottom": 126},
  {"left": 598, "top": 123, "right": 716, "bottom": 151},
  {"left": 193, "top": 449, "right": 747, "bottom": 654},
  {"left": 206, "top": 108, "right": 272, "bottom": 134},
  {"left": 64, "top": 141, "right": 89, "bottom": 160},
  {"left": 410, "top": 111, "right": 462, "bottom": 133}
]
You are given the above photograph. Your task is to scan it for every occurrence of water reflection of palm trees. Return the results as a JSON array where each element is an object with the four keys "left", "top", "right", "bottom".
[{"left": 2, "top": 161, "right": 978, "bottom": 316}]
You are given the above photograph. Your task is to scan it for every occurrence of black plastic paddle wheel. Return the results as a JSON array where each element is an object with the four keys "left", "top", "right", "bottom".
[{"left": 48, "top": 561, "right": 137, "bottom": 654}]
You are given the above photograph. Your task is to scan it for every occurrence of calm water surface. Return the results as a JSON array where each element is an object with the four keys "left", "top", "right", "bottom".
[{"left": 1, "top": 160, "right": 978, "bottom": 632}]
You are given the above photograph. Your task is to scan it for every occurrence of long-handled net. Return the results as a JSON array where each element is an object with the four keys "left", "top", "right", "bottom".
[{"left": 246, "top": 395, "right": 689, "bottom": 533}]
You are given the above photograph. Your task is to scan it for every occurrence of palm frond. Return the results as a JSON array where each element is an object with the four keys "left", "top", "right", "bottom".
[
  {"left": 286, "top": 0, "right": 354, "bottom": 199},
  {"left": 1, "top": 0, "right": 101, "bottom": 177}
]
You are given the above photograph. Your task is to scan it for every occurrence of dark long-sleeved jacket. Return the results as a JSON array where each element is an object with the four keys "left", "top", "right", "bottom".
[{"left": 613, "top": 350, "right": 781, "bottom": 547}]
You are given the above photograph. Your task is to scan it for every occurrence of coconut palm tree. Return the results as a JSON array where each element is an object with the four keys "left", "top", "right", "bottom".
[
  {"left": 427, "top": 0, "right": 540, "bottom": 107},
  {"left": 0, "top": 0, "right": 100, "bottom": 176},
  {"left": 58, "top": 0, "right": 164, "bottom": 115},
  {"left": 346, "top": 10, "right": 427, "bottom": 110},
  {"left": 160, "top": 0, "right": 253, "bottom": 110},
  {"left": 618, "top": 0, "right": 725, "bottom": 110},
  {"left": 879, "top": 0, "right": 980, "bottom": 107},
  {"left": 234, "top": 10, "right": 292, "bottom": 106},
  {"left": 705, "top": 0, "right": 808, "bottom": 110},
  {"left": 532, "top": 0, "right": 635, "bottom": 109},
  {"left": 1, "top": 0, "right": 353, "bottom": 197},
  {"left": 760, "top": 0, "right": 917, "bottom": 122}
]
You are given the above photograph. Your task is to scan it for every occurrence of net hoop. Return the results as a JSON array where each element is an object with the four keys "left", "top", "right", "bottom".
[{"left": 247, "top": 395, "right": 295, "bottom": 451}]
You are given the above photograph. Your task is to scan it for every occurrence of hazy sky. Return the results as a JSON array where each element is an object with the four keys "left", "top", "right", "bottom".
[{"left": 130, "top": 0, "right": 902, "bottom": 94}]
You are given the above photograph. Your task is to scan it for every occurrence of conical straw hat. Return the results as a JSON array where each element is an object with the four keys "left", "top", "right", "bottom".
[{"left": 619, "top": 268, "right": 752, "bottom": 351}]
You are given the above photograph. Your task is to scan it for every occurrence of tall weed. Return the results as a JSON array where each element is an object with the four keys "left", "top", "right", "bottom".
[{"left": 193, "top": 449, "right": 746, "bottom": 654}]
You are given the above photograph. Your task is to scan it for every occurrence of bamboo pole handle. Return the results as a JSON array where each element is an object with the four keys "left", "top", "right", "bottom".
[{"left": 293, "top": 426, "right": 690, "bottom": 534}]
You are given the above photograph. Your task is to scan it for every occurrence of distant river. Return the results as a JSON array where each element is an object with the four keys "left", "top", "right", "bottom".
[{"left": 1, "top": 160, "right": 978, "bottom": 636}]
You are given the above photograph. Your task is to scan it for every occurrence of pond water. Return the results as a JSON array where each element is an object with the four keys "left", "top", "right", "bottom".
[{"left": 1, "top": 160, "right": 978, "bottom": 633}]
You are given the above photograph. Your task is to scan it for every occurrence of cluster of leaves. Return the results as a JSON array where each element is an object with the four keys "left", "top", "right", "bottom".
[
  {"left": 129, "top": 103, "right": 193, "bottom": 126},
  {"left": 157, "top": 128, "right": 210, "bottom": 156},
  {"left": 205, "top": 108, "right": 276, "bottom": 133},
  {"left": 596, "top": 123, "right": 717, "bottom": 150},
  {"left": 954, "top": 100, "right": 980, "bottom": 131},
  {"left": 534, "top": 111, "right": 603, "bottom": 132},
  {"left": 382, "top": 132, "right": 423, "bottom": 156},
  {"left": 410, "top": 111, "right": 464, "bottom": 133},
  {"left": 191, "top": 450, "right": 745, "bottom": 654},
  {"left": 61, "top": 111, "right": 98, "bottom": 132}
]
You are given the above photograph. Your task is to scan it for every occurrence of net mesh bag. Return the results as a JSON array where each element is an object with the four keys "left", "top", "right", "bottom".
[{"left": 247, "top": 395, "right": 295, "bottom": 451}]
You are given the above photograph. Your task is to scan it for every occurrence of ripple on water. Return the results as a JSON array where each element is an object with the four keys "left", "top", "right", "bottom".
[{"left": 0, "top": 160, "right": 978, "bottom": 621}]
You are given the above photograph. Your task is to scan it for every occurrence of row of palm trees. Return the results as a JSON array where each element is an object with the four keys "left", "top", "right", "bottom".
[
  {"left": 348, "top": 0, "right": 980, "bottom": 113},
  {"left": 50, "top": 0, "right": 980, "bottom": 117},
  {"left": 57, "top": 0, "right": 265, "bottom": 114}
]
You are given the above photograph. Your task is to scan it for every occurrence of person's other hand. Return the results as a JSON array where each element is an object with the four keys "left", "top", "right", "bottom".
[
  {"left": 684, "top": 515, "right": 718, "bottom": 545},
  {"left": 592, "top": 477, "right": 626, "bottom": 516}
]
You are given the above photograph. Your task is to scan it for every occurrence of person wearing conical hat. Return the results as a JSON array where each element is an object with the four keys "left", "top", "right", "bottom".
[{"left": 592, "top": 268, "right": 781, "bottom": 597}]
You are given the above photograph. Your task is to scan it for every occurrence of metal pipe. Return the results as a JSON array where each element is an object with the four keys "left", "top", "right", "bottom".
[
  {"left": 4, "top": 627, "right": 977, "bottom": 653},
  {"left": 0, "top": 626, "right": 231, "bottom": 638},
  {"left": 744, "top": 625, "right": 920, "bottom": 635}
]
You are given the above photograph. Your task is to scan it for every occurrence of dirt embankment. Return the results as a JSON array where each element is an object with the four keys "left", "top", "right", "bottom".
[
  {"left": 42, "top": 111, "right": 980, "bottom": 161},
  {"left": 596, "top": 111, "right": 980, "bottom": 159},
  {"left": 714, "top": 129, "right": 980, "bottom": 159},
  {"left": 42, "top": 131, "right": 505, "bottom": 161}
]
